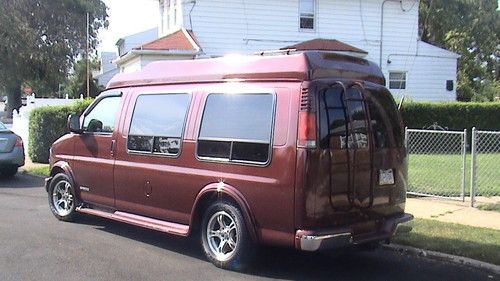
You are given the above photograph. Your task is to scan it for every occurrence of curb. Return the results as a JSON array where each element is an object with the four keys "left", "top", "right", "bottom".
[{"left": 383, "top": 244, "right": 500, "bottom": 275}]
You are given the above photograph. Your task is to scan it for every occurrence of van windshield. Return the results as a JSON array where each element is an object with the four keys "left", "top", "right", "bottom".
[{"left": 319, "top": 86, "right": 404, "bottom": 149}]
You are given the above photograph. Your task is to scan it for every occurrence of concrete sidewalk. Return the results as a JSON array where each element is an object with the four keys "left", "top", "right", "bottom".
[{"left": 406, "top": 197, "right": 500, "bottom": 230}]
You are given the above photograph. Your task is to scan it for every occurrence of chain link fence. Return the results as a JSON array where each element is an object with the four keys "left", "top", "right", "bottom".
[
  {"left": 405, "top": 128, "right": 467, "bottom": 201},
  {"left": 470, "top": 129, "right": 500, "bottom": 206}
]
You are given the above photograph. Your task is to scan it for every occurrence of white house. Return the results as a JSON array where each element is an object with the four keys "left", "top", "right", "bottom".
[
  {"left": 114, "top": 0, "right": 459, "bottom": 101},
  {"left": 94, "top": 51, "right": 119, "bottom": 87}
]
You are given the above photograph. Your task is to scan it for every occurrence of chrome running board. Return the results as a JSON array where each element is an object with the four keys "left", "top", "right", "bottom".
[{"left": 76, "top": 207, "right": 189, "bottom": 236}]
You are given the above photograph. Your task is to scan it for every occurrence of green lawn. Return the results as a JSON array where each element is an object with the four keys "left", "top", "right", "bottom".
[
  {"left": 23, "top": 165, "right": 50, "bottom": 177},
  {"left": 408, "top": 153, "right": 500, "bottom": 197},
  {"left": 477, "top": 203, "right": 500, "bottom": 213},
  {"left": 393, "top": 218, "right": 500, "bottom": 265}
]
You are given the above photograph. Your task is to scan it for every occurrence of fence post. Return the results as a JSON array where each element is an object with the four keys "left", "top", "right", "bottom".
[
  {"left": 470, "top": 127, "right": 477, "bottom": 207},
  {"left": 461, "top": 129, "right": 467, "bottom": 202},
  {"left": 404, "top": 127, "right": 409, "bottom": 149}
]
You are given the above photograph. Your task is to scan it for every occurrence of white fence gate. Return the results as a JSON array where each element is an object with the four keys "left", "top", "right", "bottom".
[{"left": 10, "top": 94, "right": 80, "bottom": 153}]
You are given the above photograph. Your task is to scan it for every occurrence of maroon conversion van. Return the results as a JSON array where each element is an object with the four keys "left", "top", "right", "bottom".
[{"left": 46, "top": 51, "right": 412, "bottom": 270}]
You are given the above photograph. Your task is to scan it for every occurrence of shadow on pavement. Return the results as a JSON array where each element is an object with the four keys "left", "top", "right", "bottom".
[
  {"left": 71, "top": 214, "right": 496, "bottom": 281},
  {"left": 0, "top": 173, "right": 45, "bottom": 189}
]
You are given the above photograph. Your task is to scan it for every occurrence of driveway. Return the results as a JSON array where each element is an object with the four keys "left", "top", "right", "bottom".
[{"left": 0, "top": 174, "right": 497, "bottom": 281}]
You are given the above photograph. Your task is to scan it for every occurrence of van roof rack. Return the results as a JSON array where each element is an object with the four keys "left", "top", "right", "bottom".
[{"left": 255, "top": 49, "right": 297, "bottom": 56}]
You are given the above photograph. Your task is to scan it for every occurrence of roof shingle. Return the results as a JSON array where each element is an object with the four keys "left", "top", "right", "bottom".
[{"left": 134, "top": 29, "right": 199, "bottom": 51}]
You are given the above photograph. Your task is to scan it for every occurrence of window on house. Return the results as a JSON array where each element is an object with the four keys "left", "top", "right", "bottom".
[
  {"left": 128, "top": 93, "right": 190, "bottom": 155},
  {"left": 197, "top": 93, "right": 275, "bottom": 164},
  {"left": 388, "top": 71, "right": 407, "bottom": 90},
  {"left": 300, "top": 0, "right": 315, "bottom": 30}
]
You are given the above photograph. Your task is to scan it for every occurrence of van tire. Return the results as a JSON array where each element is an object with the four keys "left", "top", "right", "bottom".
[
  {"left": 201, "top": 200, "right": 255, "bottom": 271},
  {"left": 48, "top": 173, "right": 78, "bottom": 222}
]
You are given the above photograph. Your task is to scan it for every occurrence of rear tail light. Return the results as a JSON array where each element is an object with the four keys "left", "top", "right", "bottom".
[
  {"left": 298, "top": 111, "right": 317, "bottom": 148},
  {"left": 15, "top": 136, "right": 23, "bottom": 147}
]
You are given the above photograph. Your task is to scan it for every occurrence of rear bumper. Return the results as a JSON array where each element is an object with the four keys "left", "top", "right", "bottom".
[
  {"left": 0, "top": 147, "right": 25, "bottom": 167},
  {"left": 295, "top": 213, "right": 413, "bottom": 251}
]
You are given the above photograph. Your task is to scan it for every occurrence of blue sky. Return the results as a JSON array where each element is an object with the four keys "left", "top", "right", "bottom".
[{"left": 98, "top": 0, "right": 159, "bottom": 54}]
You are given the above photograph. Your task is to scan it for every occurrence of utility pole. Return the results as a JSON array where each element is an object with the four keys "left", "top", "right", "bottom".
[{"left": 86, "top": 12, "right": 90, "bottom": 98}]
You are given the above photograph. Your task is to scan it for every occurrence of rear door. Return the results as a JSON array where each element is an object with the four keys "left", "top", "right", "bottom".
[{"left": 318, "top": 83, "right": 374, "bottom": 210}]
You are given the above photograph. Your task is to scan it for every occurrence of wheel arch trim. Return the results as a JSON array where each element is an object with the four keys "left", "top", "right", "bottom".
[
  {"left": 47, "top": 161, "right": 76, "bottom": 191},
  {"left": 190, "top": 182, "right": 259, "bottom": 242}
]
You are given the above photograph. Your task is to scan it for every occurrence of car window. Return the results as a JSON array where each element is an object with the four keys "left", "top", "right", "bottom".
[
  {"left": 83, "top": 96, "right": 121, "bottom": 133},
  {"left": 197, "top": 93, "right": 274, "bottom": 164},
  {"left": 0, "top": 122, "right": 6, "bottom": 130},
  {"left": 128, "top": 93, "right": 190, "bottom": 155}
]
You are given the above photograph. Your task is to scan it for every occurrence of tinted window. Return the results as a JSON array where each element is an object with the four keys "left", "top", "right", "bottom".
[
  {"left": 319, "top": 87, "right": 347, "bottom": 149},
  {"left": 83, "top": 96, "right": 121, "bottom": 133},
  {"left": 319, "top": 87, "right": 369, "bottom": 149},
  {"left": 367, "top": 90, "right": 404, "bottom": 148},
  {"left": 128, "top": 94, "right": 190, "bottom": 155},
  {"left": 197, "top": 93, "right": 274, "bottom": 163}
]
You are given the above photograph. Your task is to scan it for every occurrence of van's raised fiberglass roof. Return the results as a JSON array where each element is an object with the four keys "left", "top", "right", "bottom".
[{"left": 107, "top": 51, "right": 385, "bottom": 89}]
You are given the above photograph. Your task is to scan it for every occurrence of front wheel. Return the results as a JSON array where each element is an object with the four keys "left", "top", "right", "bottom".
[
  {"left": 48, "top": 173, "right": 78, "bottom": 222},
  {"left": 201, "top": 201, "right": 255, "bottom": 271}
]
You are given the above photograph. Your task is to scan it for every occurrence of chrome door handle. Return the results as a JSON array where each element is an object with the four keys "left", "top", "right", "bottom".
[{"left": 110, "top": 140, "right": 116, "bottom": 157}]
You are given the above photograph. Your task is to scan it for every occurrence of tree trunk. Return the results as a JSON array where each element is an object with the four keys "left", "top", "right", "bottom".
[{"left": 5, "top": 80, "right": 21, "bottom": 118}]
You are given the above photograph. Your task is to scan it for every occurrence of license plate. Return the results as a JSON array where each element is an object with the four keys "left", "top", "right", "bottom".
[{"left": 379, "top": 169, "right": 395, "bottom": 185}]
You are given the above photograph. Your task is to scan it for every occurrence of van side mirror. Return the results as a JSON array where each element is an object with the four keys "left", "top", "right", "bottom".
[{"left": 68, "top": 114, "right": 82, "bottom": 134}]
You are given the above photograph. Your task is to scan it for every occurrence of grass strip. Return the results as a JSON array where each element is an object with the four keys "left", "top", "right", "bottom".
[
  {"left": 23, "top": 165, "right": 50, "bottom": 177},
  {"left": 477, "top": 203, "right": 500, "bottom": 213},
  {"left": 393, "top": 218, "right": 500, "bottom": 265}
]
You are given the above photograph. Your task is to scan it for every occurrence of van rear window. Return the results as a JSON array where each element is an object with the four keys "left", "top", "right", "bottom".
[
  {"left": 197, "top": 93, "right": 274, "bottom": 164},
  {"left": 128, "top": 93, "right": 190, "bottom": 155},
  {"left": 319, "top": 86, "right": 404, "bottom": 149}
]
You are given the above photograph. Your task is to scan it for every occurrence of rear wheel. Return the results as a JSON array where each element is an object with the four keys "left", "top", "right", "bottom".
[
  {"left": 1, "top": 165, "right": 18, "bottom": 177},
  {"left": 201, "top": 201, "right": 255, "bottom": 271},
  {"left": 48, "top": 173, "right": 78, "bottom": 222}
]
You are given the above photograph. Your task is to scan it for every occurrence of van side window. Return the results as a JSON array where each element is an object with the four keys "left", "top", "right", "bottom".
[
  {"left": 83, "top": 96, "right": 121, "bottom": 133},
  {"left": 128, "top": 93, "right": 190, "bottom": 155},
  {"left": 197, "top": 93, "right": 274, "bottom": 164}
]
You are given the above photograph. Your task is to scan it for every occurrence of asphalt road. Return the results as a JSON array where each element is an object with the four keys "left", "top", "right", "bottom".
[{"left": 0, "top": 173, "right": 497, "bottom": 281}]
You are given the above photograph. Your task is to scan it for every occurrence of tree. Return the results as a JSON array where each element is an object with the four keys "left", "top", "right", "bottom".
[
  {"left": 0, "top": 0, "right": 108, "bottom": 114},
  {"left": 420, "top": 0, "right": 500, "bottom": 101},
  {"left": 64, "top": 57, "right": 103, "bottom": 98}
]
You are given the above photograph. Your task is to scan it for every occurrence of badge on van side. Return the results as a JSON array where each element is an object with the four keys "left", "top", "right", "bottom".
[{"left": 79, "top": 186, "right": 90, "bottom": 192}]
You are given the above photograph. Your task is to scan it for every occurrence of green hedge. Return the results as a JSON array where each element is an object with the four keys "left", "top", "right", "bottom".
[
  {"left": 28, "top": 99, "right": 93, "bottom": 163},
  {"left": 401, "top": 102, "right": 500, "bottom": 131}
]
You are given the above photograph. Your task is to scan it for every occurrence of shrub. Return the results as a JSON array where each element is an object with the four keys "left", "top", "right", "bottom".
[
  {"left": 28, "top": 99, "right": 93, "bottom": 163},
  {"left": 401, "top": 102, "right": 500, "bottom": 131}
]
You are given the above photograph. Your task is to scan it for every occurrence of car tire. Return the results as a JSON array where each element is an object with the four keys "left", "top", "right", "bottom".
[
  {"left": 48, "top": 173, "right": 78, "bottom": 222},
  {"left": 201, "top": 200, "right": 255, "bottom": 271},
  {"left": 2, "top": 165, "right": 18, "bottom": 177}
]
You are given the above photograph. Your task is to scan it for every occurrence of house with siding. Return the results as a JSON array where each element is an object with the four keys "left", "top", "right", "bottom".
[{"left": 113, "top": 0, "right": 459, "bottom": 101}]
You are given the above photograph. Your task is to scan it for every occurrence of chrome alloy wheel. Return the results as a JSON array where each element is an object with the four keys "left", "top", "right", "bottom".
[
  {"left": 206, "top": 211, "right": 238, "bottom": 261},
  {"left": 51, "top": 180, "right": 74, "bottom": 217}
]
